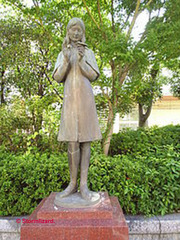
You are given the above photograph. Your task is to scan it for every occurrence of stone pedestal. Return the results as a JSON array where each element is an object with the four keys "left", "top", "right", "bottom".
[{"left": 20, "top": 192, "right": 129, "bottom": 240}]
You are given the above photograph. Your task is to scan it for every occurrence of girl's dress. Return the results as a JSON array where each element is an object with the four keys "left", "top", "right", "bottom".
[{"left": 53, "top": 46, "right": 102, "bottom": 142}]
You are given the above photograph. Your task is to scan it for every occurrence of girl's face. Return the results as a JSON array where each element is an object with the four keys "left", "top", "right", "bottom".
[{"left": 68, "top": 24, "right": 83, "bottom": 42}]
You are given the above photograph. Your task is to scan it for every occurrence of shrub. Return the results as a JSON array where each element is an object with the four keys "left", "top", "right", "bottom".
[
  {"left": 0, "top": 96, "right": 67, "bottom": 154},
  {"left": 0, "top": 148, "right": 69, "bottom": 216},
  {"left": 89, "top": 145, "right": 180, "bottom": 216},
  {"left": 109, "top": 125, "right": 180, "bottom": 156},
  {"left": 0, "top": 145, "right": 179, "bottom": 216}
]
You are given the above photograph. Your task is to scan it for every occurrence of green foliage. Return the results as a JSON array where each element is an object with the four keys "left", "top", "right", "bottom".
[
  {"left": 109, "top": 125, "right": 180, "bottom": 156},
  {"left": 0, "top": 97, "right": 32, "bottom": 152},
  {"left": 0, "top": 1, "right": 180, "bottom": 217},
  {"left": 143, "top": 0, "right": 180, "bottom": 62},
  {"left": 169, "top": 59, "right": 180, "bottom": 98},
  {"left": 0, "top": 96, "right": 67, "bottom": 153},
  {"left": 0, "top": 148, "right": 69, "bottom": 216},
  {"left": 1, "top": 0, "right": 180, "bottom": 155},
  {"left": 89, "top": 148, "right": 180, "bottom": 216},
  {"left": 128, "top": 66, "right": 163, "bottom": 109},
  {"left": 0, "top": 143, "right": 179, "bottom": 216}
]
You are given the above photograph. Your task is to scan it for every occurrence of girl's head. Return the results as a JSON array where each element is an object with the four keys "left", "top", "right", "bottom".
[{"left": 63, "top": 18, "right": 86, "bottom": 48}]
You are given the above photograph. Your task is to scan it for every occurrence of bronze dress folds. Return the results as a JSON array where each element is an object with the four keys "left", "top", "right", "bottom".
[{"left": 52, "top": 46, "right": 102, "bottom": 142}]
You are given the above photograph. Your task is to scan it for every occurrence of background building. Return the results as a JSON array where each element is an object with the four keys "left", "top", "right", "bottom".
[{"left": 114, "top": 96, "right": 180, "bottom": 132}]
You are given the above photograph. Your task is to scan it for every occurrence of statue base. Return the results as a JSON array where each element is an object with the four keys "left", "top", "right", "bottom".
[
  {"left": 54, "top": 191, "right": 101, "bottom": 208},
  {"left": 20, "top": 192, "right": 129, "bottom": 240}
]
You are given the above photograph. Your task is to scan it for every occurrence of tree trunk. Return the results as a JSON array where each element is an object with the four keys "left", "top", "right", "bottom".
[
  {"left": 0, "top": 70, "right": 5, "bottom": 105},
  {"left": 138, "top": 102, "right": 152, "bottom": 127},
  {"left": 103, "top": 103, "right": 114, "bottom": 155},
  {"left": 139, "top": 115, "right": 148, "bottom": 127},
  {"left": 35, "top": 82, "right": 44, "bottom": 148},
  {"left": 138, "top": 68, "right": 159, "bottom": 127}
]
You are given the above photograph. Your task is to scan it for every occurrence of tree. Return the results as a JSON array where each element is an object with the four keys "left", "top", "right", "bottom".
[
  {"left": 0, "top": 18, "right": 29, "bottom": 104},
  {"left": 131, "top": 66, "right": 163, "bottom": 127},
  {"left": 0, "top": 1, "right": 66, "bottom": 147},
  {"left": 79, "top": 0, "right": 168, "bottom": 154},
  {"left": 2, "top": 0, "right": 180, "bottom": 155},
  {"left": 169, "top": 59, "right": 180, "bottom": 98},
  {"left": 142, "top": 0, "right": 180, "bottom": 101}
]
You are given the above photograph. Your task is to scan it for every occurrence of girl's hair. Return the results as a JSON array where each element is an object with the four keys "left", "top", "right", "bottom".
[{"left": 62, "top": 18, "right": 86, "bottom": 49}]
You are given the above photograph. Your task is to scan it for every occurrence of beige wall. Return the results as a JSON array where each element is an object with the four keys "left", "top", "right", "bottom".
[
  {"left": 149, "top": 109, "right": 180, "bottom": 126},
  {"left": 148, "top": 96, "right": 180, "bottom": 127},
  {"left": 115, "top": 96, "right": 180, "bottom": 132}
]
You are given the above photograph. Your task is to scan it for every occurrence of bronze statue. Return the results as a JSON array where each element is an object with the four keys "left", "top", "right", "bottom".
[{"left": 52, "top": 18, "right": 102, "bottom": 206}]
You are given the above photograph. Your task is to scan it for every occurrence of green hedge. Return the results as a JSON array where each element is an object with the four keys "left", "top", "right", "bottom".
[
  {"left": 109, "top": 125, "right": 180, "bottom": 156},
  {"left": 90, "top": 146, "right": 180, "bottom": 216},
  {"left": 0, "top": 149, "right": 69, "bottom": 216},
  {"left": 0, "top": 144, "right": 180, "bottom": 216}
]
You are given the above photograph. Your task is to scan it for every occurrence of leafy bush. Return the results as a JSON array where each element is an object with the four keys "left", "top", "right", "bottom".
[
  {"left": 109, "top": 125, "right": 180, "bottom": 156},
  {"left": 0, "top": 96, "right": 67, "bottom": 154},
  {"left": 89, "top": 145, "right": 180, "bottom": 216},
  {"left": 0, "top": 145, "right": 179, "bottom": 216},
  {"left": 0, "top": 148, "right": 69, "bottom": 216}
]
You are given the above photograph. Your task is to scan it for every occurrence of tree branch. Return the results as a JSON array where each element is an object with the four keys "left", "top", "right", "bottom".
[
  {"left": 121, "top": 13, "right": 131, "bottom": 30},
  {"left": 0, "top": 69, "right": 5, "bottom": 104},
  {"left": 32, "top": 0, "right": 38, "bottom": 8},
  {"left": 11, "top": 1, "right": 53, "bottom": 42},
  {"left": 111, "top": 0, "right": 115, "bottom": 33},
  {"left": 119, "top": 64, "right": 130, "bottom": 86},
  {"left": 97, "top": 0, "right": 102, "bottom": 25},
  {"left": 99, "top": 54, "right": 103, "bottom": 70},
  {"left": 44, "top": 71, "right": 63, "bottom": 100},
  {"left": 38, "top": 46, "right": 63, "bottom": 100},
  {"left": 144, "top": 102, "right": 153, "bottom": 119},
  {"left": 83, "top": 0, "right": 107, "bottom": 40},
  {"left": 102, "top": 87, "right": 110, "bottom": 101},
  {"left": 126, "top": 0, "right": 153, "bottom": 39},
  {"left": 126, "top": 0, "right": 141, "bottom": 39},
  {"left": 82, "top": 0, "right": 100, "bottom": 30},
  {"left": 146, "top": 0, "right": 154, "bottom": 8},
  {"left": 32, "top": 0, "right": 46, "bottom": 30}
]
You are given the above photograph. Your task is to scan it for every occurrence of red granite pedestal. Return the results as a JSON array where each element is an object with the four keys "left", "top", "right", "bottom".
[{"left": 20, "top": 192, "right": 129, "bottom": 240}]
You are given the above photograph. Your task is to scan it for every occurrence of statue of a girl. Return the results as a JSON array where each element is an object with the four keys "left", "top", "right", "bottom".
[{"left": 52, "top": 18, "right": 102, "bottom": 205}]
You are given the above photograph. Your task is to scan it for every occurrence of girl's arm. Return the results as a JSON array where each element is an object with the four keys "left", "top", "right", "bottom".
[
  {"left": 52, "top": 52, "right": 70, "bottom": 83},
  {"left": 79, "top": 49, "right": 100, "bottom": 82}
]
